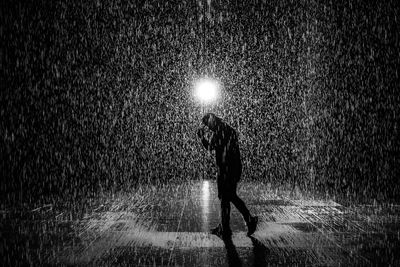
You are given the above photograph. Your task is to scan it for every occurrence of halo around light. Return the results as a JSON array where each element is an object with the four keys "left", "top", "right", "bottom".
[{"left": 194, "top": 78, "right": 219, "bottom": 103}]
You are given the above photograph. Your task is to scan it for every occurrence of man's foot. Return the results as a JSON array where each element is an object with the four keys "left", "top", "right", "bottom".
[
  {"left": 211, "top": 224, "right": 232, "bottom": 239},
  {"left": 247, "top": 216, "right": 258, "bottom": 236}
]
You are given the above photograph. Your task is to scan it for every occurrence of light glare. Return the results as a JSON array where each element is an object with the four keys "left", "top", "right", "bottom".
[{"left": 195, "top": 79, "right": 218, "bottom": 103}]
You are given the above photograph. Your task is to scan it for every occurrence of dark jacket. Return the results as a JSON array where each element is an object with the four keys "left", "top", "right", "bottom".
[{"left": 201, "top": 121, "right": 242, "bottom": 182}]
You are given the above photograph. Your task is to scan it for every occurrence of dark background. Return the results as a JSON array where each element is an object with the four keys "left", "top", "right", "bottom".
[{"left": 1, "top": 0, "right": 399, "bottom": 206}]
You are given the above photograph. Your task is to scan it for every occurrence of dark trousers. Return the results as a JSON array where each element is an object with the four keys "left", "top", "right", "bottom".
[{"left": 218, "top": 176, "right": 251, "bottom": 231}]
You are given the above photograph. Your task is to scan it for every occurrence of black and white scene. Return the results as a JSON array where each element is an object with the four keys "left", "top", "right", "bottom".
[{"left": 1, "top": 0, "right": 400, "bottom": 266}]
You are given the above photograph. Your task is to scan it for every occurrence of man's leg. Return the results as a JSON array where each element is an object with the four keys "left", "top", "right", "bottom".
[
  {"left": 212, "top": 175, "right": 232, "bottom": 238},
  {"left": 231, "top": 190, "right": 258, "bottom": 236},
  {"left": 231, "top": 193, "right": 251, "bottom": 223},
  {"left": 221, "top": 197, "right": 232, "bottom": 234}
]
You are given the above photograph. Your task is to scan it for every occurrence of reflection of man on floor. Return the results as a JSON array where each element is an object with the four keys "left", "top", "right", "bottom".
[{"left": 197, "top": 113, "right": 258, "bottom": 239}]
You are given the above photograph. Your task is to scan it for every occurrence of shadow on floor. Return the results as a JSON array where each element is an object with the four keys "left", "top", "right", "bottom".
[
  {"left": 222, "top": 236, "right": 270, "bottom": 267},
  {"left": 249, "top": 236, "right": 270, "bottom": 267},
  {"left": 222, "top": 237, "right": 242, "bottom": 267}
]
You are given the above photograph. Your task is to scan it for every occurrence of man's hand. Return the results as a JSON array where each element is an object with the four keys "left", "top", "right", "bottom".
[{"left": 197, "top": 128, "right": 205, "bottom": 139}]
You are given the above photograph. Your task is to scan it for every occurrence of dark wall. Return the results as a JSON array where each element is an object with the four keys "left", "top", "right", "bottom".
[{"left": 1, "top": 0, "right": 399, "bottom": 204}]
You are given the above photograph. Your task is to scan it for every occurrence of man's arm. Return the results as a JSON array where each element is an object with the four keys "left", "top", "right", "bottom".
[{"left": 197, "top": 128, "right": 216, "bottom": 151}]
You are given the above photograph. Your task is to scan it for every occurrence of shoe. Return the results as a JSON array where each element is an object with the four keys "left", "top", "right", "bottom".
[
  {"left": 211, "top": 224, "right": 232, "bottom": 239},
  {"left": 247, "top": 216, "right": 258, "bottom": 236}
]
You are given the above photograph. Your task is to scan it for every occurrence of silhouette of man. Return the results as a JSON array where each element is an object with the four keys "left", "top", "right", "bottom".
[{"left": 197, "top": 113, "right": 258, "bottom": 238}]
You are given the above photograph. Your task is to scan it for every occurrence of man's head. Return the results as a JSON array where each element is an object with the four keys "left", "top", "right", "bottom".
[{"left": 202, "top": 113, "right": 221, "bottom": 132}]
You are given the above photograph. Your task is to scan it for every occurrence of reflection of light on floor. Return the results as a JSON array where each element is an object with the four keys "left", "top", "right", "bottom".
[
  {"left": 201, "top": 180, "right": 210, "bottom": 231},
  {"left": 202, "top": 180, "right": 210, "bottom": 200}
]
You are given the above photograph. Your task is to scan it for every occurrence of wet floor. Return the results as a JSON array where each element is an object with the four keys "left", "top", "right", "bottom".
[{"left": 2, "top": 180, "right": 400, "bottom": 266}]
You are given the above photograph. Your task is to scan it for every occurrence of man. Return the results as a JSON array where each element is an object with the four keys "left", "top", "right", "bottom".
[{"left": 197, "top": 113, "right": 258, "bottom": 239}]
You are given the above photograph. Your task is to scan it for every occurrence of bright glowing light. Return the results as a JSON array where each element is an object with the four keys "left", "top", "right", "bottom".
[{"left": 194, "top": 78, "right": 219, "bottom": 103}]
